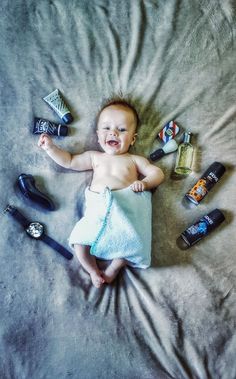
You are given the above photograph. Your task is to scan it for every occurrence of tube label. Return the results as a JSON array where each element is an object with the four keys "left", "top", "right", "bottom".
[{"left": 33, "top": 118, "right": 59, "bottom": 135}]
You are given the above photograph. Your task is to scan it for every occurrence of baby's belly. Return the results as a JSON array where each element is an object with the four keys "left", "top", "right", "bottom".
[{"left": 90, "top": 175, "right": 136, "bottom": 192}]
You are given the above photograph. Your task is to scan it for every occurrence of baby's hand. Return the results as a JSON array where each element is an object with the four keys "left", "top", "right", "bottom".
[
  {"left": 130, "top": 180, "right": 147, "bottom": 192},
  {"left": 38, "top": 133, "right": 54, "bottom": 151}
]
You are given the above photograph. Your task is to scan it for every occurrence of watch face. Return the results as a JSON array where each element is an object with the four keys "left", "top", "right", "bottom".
[{"left": 26, "top": 222, "right": 44, "bottom": 239}]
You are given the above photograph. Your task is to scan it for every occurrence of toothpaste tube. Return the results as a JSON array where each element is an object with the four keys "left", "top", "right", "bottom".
[
  {"left": 43, "top": 89, "right": 74, "bottom": 124},
  {"left": 158, "top": 121, "right": 179, "bottom": 143}
]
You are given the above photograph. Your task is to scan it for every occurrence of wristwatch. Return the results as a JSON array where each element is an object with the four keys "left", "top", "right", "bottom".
[{"left": 4, "top": 204, "right": 73, "bottom": 260}]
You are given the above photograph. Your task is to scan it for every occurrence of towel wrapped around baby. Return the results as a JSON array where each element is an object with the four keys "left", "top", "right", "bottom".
[{"left": 69, "top": 186, "right": 152, "bottom": 268}]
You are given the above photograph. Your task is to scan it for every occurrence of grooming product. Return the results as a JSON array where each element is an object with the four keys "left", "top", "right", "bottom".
[
  {"left": 18, "top": 173, "right": 55, "bottom": 211},
  {"left": 174, "top": 131, "right": 193, "bottom": 175},
  {"left": 33, "top": 117, "right": 68, "bottom": 136},
  {"left": 150, "top": 139, "right": 178, "bottom": 161},
  {"left": 43, "top": 89, "right": 74, "bottom": 124},
  {"left": 158, "top": 121, "right": 180, "bottom": 143},
  {"left": 179, "top": 209, "right": 225, "bottom": 247},
  {"left": 185, "top": 162, "right": 226, "bottom": 205}
]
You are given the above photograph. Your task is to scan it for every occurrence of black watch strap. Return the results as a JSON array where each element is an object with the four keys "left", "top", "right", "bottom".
[
  {"left": 41, "top": 234, "right": 73, "bottom": 260},
  {"left": 4, "top": 204, "right": 73, "bottom": 260},
  {"left": 4, "top": 205, "right": 30, "bottom": 228}
]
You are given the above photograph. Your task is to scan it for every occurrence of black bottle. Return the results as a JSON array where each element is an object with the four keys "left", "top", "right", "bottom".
[
  {"left": 178, "top": 209, "right": 225, "bottom": 248},
  {"left": 185, "top": 162, "right": 226, "bottom": 205},
  {"left": 33, "top": 118, "right": 68, "bottom": 136}
]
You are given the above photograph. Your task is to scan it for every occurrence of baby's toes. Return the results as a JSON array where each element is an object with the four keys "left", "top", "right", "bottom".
[{"left": 90, "top": 272, "right": 105, "bottom": 288}]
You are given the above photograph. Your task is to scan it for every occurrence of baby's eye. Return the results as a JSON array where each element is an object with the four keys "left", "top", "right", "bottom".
[
  {"left": 103, "top": 126, "right": 110, "bottom": 130},
  {"left": 118, "top": 128, "right": 127, "bottom": 132}
]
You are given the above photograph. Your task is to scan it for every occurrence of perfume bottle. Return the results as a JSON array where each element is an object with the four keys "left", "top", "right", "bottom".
[{"left": 174, "top": 131, "right": 193, "bottom": 175}]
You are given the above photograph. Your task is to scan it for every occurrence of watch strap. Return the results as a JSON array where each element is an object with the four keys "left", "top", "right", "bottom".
[
  {"left": 41, "top": 234, "right": 73, "bottom": 260},
  {"left": 4, "top": 205, "right": 29, "bottom": 228}
]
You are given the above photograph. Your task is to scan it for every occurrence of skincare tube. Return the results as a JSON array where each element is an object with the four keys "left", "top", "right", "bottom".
[
  {"left": 43, "top": 89, "right": 73, "bottom": 124},
  {"left": 33, "top": 118, "right": 68, "bottom": 136}
]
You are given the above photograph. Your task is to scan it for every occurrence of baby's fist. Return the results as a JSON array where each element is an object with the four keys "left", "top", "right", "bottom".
[
  {"left": 130, "top": 180, "right": 147, "bottom": 192},
  {"left": 38, "top": 134, "right": 53, "bottom": 151}
]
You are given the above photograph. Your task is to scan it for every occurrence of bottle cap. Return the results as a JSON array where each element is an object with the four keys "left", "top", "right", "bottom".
[
  {"left": 203, "top": 161, "right": 226, "bottom": 180},
  {"left": 207, "top": 209, "right": 225, "bottom": 227},
  {"left": 150, "top": 148, "right": 165, "bottom": 161},
  {"left": 62, "top": 112, "right": 74, "bottom": 124},
  {"left": 58, "top": 124, "right": 69, "bottom": 136},
  {"left": 183, "top": 131, "right": 192, "bottom": 143}
]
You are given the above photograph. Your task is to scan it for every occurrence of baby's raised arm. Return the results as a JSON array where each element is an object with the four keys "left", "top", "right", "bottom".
[
  {"left": 130, "top": 155, "right": 164, "bottom": 192},
  {"left": 38, "top": 134, "right": 93, "bottom": 171}
]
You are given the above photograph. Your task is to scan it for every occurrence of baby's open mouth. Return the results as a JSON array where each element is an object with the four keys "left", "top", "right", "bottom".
[{"left": 107, "top": 140, "right": 119, "bottom": 146}]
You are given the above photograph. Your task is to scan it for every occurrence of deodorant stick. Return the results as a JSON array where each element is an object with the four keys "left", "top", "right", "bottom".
[
  {"left": 179, "top": 209, "right": 225, "bottom": 248},
  {"left": 185, "top": 162, "right": 226, "bottom": 205}
]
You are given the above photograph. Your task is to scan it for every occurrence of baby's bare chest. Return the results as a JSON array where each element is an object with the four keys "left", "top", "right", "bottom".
[{"left": 93, "top": 155, "right": 137, "bottom": 178}]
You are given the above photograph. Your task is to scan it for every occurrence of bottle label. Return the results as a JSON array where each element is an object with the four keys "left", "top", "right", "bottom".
[
  {"left": 186, "top": 178, "right": 208, "bottom": 204},
  {"left": 208, "top": 172, "right": 219, "bottom": 182},
  {"left": 181, "top": 215, "right": 213, "bottom": 246}
]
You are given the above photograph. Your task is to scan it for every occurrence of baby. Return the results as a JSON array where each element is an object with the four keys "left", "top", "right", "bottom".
[{"left": 38, "top": 100, "right": 164, "bottom": 287}]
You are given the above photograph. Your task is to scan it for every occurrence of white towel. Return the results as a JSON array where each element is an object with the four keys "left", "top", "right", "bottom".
[{"left": 69, "top": 186, "right": 152, "bottom": 268}]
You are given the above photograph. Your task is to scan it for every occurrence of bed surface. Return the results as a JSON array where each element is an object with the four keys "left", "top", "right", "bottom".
[{"left": 0, "top": 1, "right": 236, "bottom": 378}]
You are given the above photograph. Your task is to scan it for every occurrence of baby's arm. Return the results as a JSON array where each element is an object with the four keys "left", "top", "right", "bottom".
[
  {"left": 38, "top": 134, "right": 93, "bottom": 171},
  {"left": 130, "top": 155, "right": 164, "bottom": 192}
]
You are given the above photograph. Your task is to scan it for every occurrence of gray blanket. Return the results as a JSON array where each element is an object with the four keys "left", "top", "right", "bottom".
[{"left": 1, "top": 1, "right": 236, "bottom": 378}]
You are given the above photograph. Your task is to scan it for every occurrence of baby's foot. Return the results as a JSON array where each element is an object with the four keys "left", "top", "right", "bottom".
[
  {"left": 90, "top": 271, "right": 105, "bottom": 288},
  {"left": 103, "top": 264, "right": 121, "bottom": 284}
]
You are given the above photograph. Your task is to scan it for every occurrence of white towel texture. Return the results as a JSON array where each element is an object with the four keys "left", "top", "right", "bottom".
[{"left": 69, "top": 187, "right": 152, "bottom": 268}]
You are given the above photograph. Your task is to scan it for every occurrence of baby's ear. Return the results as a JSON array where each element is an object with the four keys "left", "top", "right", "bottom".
[{"left": 131, "top": 133, "right": 137, "bottom": 146}]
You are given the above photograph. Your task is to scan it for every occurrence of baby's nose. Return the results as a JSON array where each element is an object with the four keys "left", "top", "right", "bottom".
[{"left": 109, "top": 129, "right": 118, "bottom": 136}]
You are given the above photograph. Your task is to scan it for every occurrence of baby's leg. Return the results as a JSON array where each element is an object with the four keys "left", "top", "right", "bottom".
[
  {"left": 74, "top": 244, "right": 105, "bottom": 288},
  {"left": 103, "top": 258, "right": 127, "bottom": 283}
]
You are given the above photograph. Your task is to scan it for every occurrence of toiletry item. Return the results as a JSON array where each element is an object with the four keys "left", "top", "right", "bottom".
[
  {"left": 174, "top": 131, "right": 193, "bottom": 175},
  {"left": 33, "top": 118, "right": 68, "bottom": 136},
  {"left": 185, "top": 162, "right": 226, "bottom": 205},
  {"left": 179, "top": 209, "right": 225, "bottom": 247},
  {"left": 150, "top": 139, "right": 178, "bottom": 161},
  {"left": 43, "top": 89, "right": 74, "bottom": 124},
  {"left": 18, "top": 173, "right": 55, "bottom": 211},
  {"left": 158, "top": 121, "right": 180, "bottom": 143}
]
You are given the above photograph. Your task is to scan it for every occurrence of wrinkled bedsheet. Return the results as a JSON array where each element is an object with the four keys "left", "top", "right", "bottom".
[{"left": 0, "top": 1, "right": 236, "bottom": 378}]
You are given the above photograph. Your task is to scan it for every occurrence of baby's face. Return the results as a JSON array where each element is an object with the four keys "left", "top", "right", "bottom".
[{"left": 97, "top": 105, "right": 137, "bottom": 155}]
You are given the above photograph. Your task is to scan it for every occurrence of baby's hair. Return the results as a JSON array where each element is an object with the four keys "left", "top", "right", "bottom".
[{"left": 96, "top": 97, "right": 139, "bottom": 128}]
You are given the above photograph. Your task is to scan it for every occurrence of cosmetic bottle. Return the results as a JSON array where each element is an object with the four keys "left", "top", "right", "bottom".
[
  {"left": 178, "top": 209, "right": 225, "bottom": 248},
  {"left": 174, "top": 131, "right": 193, "bottom": 175},
  {"left": 185, "top": 161, "right": 226, "bottom": 205}
]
